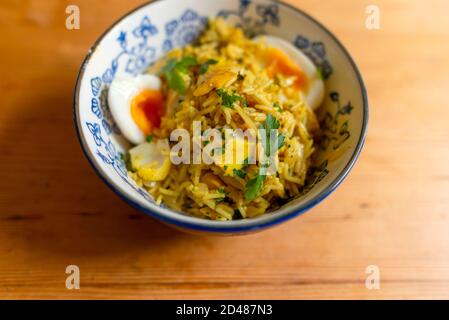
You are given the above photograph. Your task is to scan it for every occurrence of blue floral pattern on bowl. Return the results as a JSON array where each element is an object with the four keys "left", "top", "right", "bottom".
[
  {"left": 294, "top": 36, "right": 333, "bottom": 80},
  {"left": 162, "top": 10, "right": 208, "bottom": 52},
  {"left": 217, "top": 0, "right": 280, "bottom": 37},
  {"left": 103, "top": 16, "right": 158, "bottom": 83},
  {"left": 86, "top": 120, "right": 155, "bottom": 203}
]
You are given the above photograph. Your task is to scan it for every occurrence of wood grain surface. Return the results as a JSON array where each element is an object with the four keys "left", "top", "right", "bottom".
[{"left": 0, "top": 0, "right": 448, "bottom": 299}]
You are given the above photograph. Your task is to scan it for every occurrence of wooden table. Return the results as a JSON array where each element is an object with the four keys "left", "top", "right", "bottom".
[{"left": 1, "top": 0, "right": 448, "bottom": 299}]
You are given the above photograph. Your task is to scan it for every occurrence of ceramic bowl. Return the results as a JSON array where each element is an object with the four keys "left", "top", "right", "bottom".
[{"left": 74, "top": 0, "right": 368, "bottom": 235}]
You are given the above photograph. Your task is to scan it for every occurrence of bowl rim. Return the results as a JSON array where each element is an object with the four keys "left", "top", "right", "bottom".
[{"left": 73, "top": 0, "right": 369, "bottom": 233}]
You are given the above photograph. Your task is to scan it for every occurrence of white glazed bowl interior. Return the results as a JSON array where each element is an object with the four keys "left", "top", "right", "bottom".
[{"left": 74, "top": 0, "right": 368, "bottom": 233}]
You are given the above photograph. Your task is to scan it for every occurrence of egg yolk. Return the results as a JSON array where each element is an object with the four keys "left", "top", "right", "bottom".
[
  {"left": 215, "top": 137, "right": 255, "bottom": 176},
  {"left": 130, "top": 89, "right": 164, "bottom": 135},
  {"left": 265, "top": 47, "right": 308, "bottom": 91}
]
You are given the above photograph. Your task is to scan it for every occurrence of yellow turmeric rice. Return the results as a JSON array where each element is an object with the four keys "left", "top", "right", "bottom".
[{"left": 127, "top": 19, "right": 321, "bottom": 220}]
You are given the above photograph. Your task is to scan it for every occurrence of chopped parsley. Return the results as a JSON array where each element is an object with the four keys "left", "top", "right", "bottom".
[
  {"left": 233, "top": 157, "right": 249, "bottom": 179},
  {"left": 161, "top": 56, "right": 197, "bottom": 94},
  {"left": 233, "top": 169, "right": 246, "bottom": 179},
  {"left": 216, "top": 187, "right": 229, "bottom": 203},
  {"left": 217, "top": 187, "right": 227, "bottom": 194},
  {"left": 216, "top": 89, "right": 243, "bottom": 109},
  {"left": 265, "top": 113, "right": 280, "bottom": 131},
  {"left": 277, "top": 134, "right": 286, "bottom": 152},
  {"left": 274, "top": 102, "right": 283, "bottom": 112},
  {"left": 243, "top": 116, "right": 286, "bottom": 200},
  {"left": 146, "top": 134, "right": 153, "bottom": 143},
  {"left": 244, "top": 174, "right": 266, "bottom": 201},
  {"left": 262, "top": 114, "right": 286, "bottom": 157},
  {"left": 199, "top": 59, "right": 218, "bottom": 74}
]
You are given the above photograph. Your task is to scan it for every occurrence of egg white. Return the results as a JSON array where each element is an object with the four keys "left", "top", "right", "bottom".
[
  {"left": 256, "top": 35, "right": 325, "bottom": 110},
  {"left": 129, "top": 139, "right": 170, "bottom": 169},
  {"left": 108, "top": 74, "right": 161, "bottom": 145}
]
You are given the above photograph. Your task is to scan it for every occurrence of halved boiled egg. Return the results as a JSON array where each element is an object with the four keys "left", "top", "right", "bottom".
[
  {"left": 108, "top": 74, "right": 164, "bottom": 145},
  {"left": 256, "top": 35, "right": 325, "bottom": 110},
  {"left": 129, "top": 139, "right": 171, "bottom": 182}
]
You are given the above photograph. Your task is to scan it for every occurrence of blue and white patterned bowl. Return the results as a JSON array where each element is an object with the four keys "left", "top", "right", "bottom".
[{"left": 74, "top": 0, "right": 368, "bottom": 235}]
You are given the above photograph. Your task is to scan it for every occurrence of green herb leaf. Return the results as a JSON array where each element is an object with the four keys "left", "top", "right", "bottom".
[
  {"left": 176, "top": 56, "right": 198, "bottom": 72},
  {"left": 216, "top": 89, "right": 243, "bottom": 109},
  {"left": 274, "top": 102, "right": 283, "bottom": 112},
  {"left": 161, "top": 56, "right": 197, "bottom": 94},
  {"left": 277, "top": 133, "right": 285, "bottom": 150},
  {"left": 233, "top": 169, "right": 246, "bottom": 179},
  {"left": 244, "top": 174, "right": 266, "bottom": 201},
  {"left": 199, "top": 59, "right": 218, "bottom": 74},
  {"left": 216, "top": 187, "right": 228, "bottom": 203},
  {"left": 160, "top": 58, "right": 177, "bottom": 74},
  {"left": 146, "top": 135, "right": 153, "bottom": 143},
  {"left": 217, "top": 187, "right": 226, "bottom": 194},
  {"left": 167, "top": 69, "right": 187, "bottom": 94},
  {"left": 262, "top": 114, "right": 284, "bottom": 157},
  {"left": 265, "top": 114, "right": 280, "bottom": 131}
]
